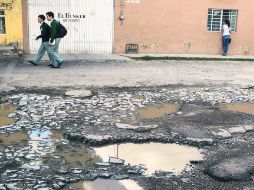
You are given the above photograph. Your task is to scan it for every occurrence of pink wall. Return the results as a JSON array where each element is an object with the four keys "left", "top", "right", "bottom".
[{"left": 114, "top": 0, "right": 254, "bottom": 55}]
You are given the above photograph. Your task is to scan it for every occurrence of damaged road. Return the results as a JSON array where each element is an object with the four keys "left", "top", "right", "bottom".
[
  {"left": 1, "top": 57, "right": 254, "bottom": 190},
  {"left": 0, "top": 85, "right": 254, "bottom": 190}
]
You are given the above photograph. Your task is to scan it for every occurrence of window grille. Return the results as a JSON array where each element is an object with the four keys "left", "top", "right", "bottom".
[
  {"left": 0, "top": 10, "right": 6, "bottom": 34},
  {"left": 207, "top": 9, "right": 238, "bottom": 32},
  {"left": 126, "top": 44, "right": 139, "bottom": 54}
]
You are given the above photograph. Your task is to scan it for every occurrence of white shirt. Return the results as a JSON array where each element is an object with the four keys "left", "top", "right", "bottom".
[
  {"left": 222, "top": 24, "right": 231, "bottom": 36},
  {"left": 40, "top": 21, "right": 44, "bottom": 31}
]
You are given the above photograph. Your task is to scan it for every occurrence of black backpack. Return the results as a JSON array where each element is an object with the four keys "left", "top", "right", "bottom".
[{"left": 59, "top": 23, "right": 67, "bottom": 38}]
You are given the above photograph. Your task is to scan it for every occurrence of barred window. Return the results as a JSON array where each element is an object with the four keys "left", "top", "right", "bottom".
[
  {"left": 0, "top": 10, "right": 6, "bottom": 34},
  {"left": 207, "top": 9, "right": 238, "bottom": 32}
]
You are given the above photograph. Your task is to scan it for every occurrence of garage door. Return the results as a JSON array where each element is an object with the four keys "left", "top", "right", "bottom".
[{"left": 28, "top": 0, "right": 114, "bottom": 53}]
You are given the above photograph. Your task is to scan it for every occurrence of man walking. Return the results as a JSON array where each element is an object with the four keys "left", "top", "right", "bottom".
[
  {"left": 29, "top": 15, "right": 55, "bottom": 66},
  {"left": 46, "top": 11, "right": 64, "bottom": 68}
]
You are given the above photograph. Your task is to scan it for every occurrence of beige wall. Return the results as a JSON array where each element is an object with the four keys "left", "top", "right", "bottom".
[
  {"left": 0, "top": 0, "right": 23, "bottom": 47},
  {"left": 114, "top": 0, "right": 254, "bottom": 55}
]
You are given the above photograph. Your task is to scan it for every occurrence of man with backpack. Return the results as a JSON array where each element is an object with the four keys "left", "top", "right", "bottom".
[
  {"left": 46, "top": 11, "right": 65, "bottom": 68},
  {"left": 28, "top": 15, "right": 57, "bottom": 66}
]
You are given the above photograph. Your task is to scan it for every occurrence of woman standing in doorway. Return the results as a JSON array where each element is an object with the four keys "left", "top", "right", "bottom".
[{"left": 222, "top": 20, "right": 231, "bottom": 56}]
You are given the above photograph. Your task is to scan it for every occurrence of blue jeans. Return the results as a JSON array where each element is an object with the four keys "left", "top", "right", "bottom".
[
  {"left": 52, "top": 38, "right": 61, "bottom": 53},
  {"left": 222, "top": 35, "right": 231, "bottom": 55},
  {"left": 51, "top": 38, "right": 63, "bottom": 67},
  {"left": 34, "top": 42, "right": 62, "bottom": 66}
]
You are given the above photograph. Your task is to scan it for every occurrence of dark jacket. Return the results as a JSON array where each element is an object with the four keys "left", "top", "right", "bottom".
[
  {"left": 36, "top": 22, "right": 50, "bottom": 42},
  {"left": 50, "top": 19, "right": 61, "bottom": 43}
]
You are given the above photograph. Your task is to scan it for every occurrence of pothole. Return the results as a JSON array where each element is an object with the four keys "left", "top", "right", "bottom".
[
  {"left": 136, "top": 103, "right": 180, "bottom": 119},
  {"left": 217, "top": 103, "right": 254, "bottom": 115},
  {"left": 94, "top": 142, "right": 203, "bottom": 175},
  {"left": 0, "top": 131, "right": 28, "bottom": 145},
  {"left": 67, "top": 179, "right": 143, "bottom": 190},
  {"left": 0, "top": 104, "right": 16, "bottom": 126}
]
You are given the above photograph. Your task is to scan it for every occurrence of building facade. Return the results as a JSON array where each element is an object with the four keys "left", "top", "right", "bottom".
[
  {"left": 114, "top": 0, "right": 254, "bottom": 55},
  {"left": 0, "top": 0, "right": 23, "bottom": 47},
  {"left": 21, "top": 0, "right": 254, "bottom": 55}
]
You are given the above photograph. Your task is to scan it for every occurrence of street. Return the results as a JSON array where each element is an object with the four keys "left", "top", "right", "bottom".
[
  {"left": 0, "top": 57, "right": 254, "bottom": 190},
  {"left": 1, "top": 57, "right": 254, "bottom": 88}
]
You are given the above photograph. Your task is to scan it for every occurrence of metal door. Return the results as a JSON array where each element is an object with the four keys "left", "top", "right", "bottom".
[{"left": 28, "top": 0, "right": 114, "bottom": 53}]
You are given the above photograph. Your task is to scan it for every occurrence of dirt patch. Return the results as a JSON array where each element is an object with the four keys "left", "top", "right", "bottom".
[
  {"left": 0, "top": 131, "right": 28, "bottom": 144},
  {"left": 136, "top": 103, "right": 180, "bottom": 119}
]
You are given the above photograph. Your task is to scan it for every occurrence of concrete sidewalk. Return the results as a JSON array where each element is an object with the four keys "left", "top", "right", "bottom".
[
  {"left": 23, "top": 53, "right": 131, "bottom": 62},
  {"left": 22, "top": 53, "right": 254, "bottom": 63},
  {"left": 122, "top": 54, "right": 254, "bottom": 60},
  {"left": 23, "top": 53, "right": 254, "bottom": 62}
]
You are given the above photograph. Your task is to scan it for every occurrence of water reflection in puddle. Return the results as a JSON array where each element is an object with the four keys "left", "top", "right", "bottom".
[
  {"left": 94, "top": 143, "right": 203, "bottom": 175},
  {"left": 67, "top": 179, "right": 143, "bottom": 190},
  {"left": 27, "top": 129, "right": 102, "bottom": 168},
  {"left": 0, "top": 131, "right": 28, "bottom": 145},
  {"left": 217, "top": 103, "right": 254, "bottom": 115},
  {"left": 0, "top": 104, "right": 16, "bottom": 126},
  {"left": 27, "top": 129, "right": 63, "bottom": 164},
  {"left": 26, "top": 129, "right": 102, "bottom": 168},
  {"left": 136, "top": 104, "right": 179, "bottom": 119}
]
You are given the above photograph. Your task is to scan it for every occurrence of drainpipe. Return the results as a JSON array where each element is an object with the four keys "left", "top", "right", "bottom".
[{"left": 119, "top": 0, "right": 125, "bottom": 25}]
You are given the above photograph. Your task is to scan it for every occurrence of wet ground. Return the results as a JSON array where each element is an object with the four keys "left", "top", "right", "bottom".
[
  {"left": 66, "top": 179, "right": 143, "bottom": 190},
  {"left": 0, "top": 86, "right": 254, "bottom": 189}
]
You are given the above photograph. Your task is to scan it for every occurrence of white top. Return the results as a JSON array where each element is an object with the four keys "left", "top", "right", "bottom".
[{"left": 222, "top": 24, "right": 231, "bottom": 36}]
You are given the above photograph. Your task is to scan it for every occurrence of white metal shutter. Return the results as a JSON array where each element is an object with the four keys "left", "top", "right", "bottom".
[{"left": 28, "top": 0, "right": 114, "bottom": 53}]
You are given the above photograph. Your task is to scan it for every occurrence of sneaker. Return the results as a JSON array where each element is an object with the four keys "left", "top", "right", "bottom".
[
  {"left": 50, "top": 64, "right": 60, "bottom": 69},
  {"left": 51, "top": 61, "right": 64, "bottom": 68},
  {"left": 59, "top": 60, "right": 64, "bottom": 67},
  {"left": 28, "top": 61, "right": 37, "bottom": 66}
]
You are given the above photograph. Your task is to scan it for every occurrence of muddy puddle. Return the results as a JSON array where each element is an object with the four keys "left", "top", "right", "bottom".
[
  {"left": 55, "top": 145, "right": 102, "bottom": 168},
  {"left": 28, "top": 130, "right": 102, "bottom": 168},
  {"left": 249, "top": 121, "right": 254, "bottom": 126},
  {"left": 94, "top": 142, "right": 203, "bottom": 175},
  {"left": 217, "top": 103, "right": 254, "bottom": 115},
  {"left": 0, "top": 104, "right": 16, "bottom": 126},
  {"left": 132, "top": 95, "right": 146, "bottom": 101},
  {"left": 67, "top": 179, "right": 143, "bottom": 190},
  {"left": 0, "top": 131, "right": 28, "bottom": 145},
  {"left": 136, "top": 103, "right": 179, "bottom": 119}
]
